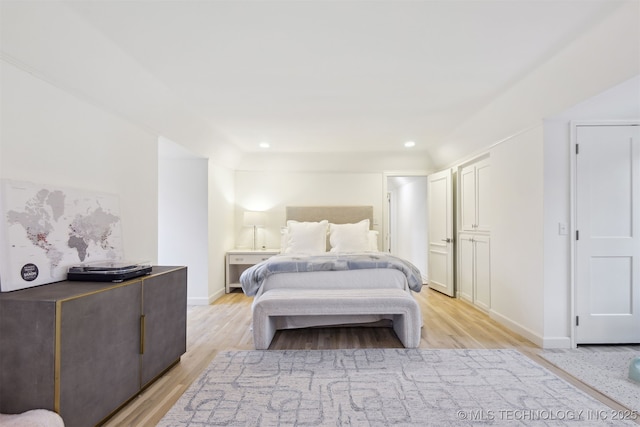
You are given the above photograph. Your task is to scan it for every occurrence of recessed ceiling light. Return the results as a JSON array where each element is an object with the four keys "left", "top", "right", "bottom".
[
  {"left": 404, "top": 141, "right": 416, "bottom": 148},
  {"left": 259, "top": 141, "right": 270, "bottom": 149}
]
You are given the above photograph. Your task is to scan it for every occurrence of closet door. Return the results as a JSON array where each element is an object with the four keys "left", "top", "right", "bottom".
[
  {"left": 475, "top": 159, "right": 491, "bottom": 232},
  {"left": 460, "top": 166, "right": 477, "bottom": 232},
  {"left": 458, "top": 233, "right": 474, "bottom": 302},
  {"left": 474, "top": 235, "right": 491, "bottom": 311},
  {"left": 575, "top": 124, "right": 640, "bottom": 344}
]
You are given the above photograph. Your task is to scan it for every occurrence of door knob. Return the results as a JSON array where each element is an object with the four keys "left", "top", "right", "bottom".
[{"left": 441, "top": 238, "right": 451, "bottom": 243}]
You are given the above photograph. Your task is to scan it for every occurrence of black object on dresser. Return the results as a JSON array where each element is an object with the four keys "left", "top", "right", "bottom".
[{"left": 0, "top": 266, "right": 187, "bottom": 427}]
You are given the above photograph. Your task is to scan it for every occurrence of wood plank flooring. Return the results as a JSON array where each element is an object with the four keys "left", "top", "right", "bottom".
[{"left": 102, "top": 287, "right": 635, "bottom": 426}]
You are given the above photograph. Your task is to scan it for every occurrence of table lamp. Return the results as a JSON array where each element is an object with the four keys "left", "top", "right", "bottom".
[{"left": 243, "top": 211, "right": 265, "bottom": 250}]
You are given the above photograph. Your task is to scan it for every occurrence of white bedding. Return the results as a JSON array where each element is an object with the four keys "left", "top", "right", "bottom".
[{"left": 245, "top": 210, "right": 423, "bottom": 334}]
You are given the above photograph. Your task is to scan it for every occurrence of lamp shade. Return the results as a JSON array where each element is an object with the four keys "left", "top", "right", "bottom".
[{"left": 243, "top": 211, "right": 265, "bottom": 227}]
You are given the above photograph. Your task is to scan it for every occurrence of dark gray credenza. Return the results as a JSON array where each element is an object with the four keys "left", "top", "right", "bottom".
[{"left": 0, "top": 266, "right": 187, "bottom": 427}]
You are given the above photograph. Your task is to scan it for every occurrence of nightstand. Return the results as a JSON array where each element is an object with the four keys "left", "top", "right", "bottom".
[{"left": 225, "top": 249, "right": 280, "bottom": 293}]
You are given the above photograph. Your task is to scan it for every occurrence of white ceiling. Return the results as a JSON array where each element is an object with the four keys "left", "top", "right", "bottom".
[{"left": 33, "top": 1, "right": 631, "bottom": 155}]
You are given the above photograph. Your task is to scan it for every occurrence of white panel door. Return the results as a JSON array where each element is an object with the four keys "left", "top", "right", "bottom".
[
  {"left": 457, "top": 233, "right": 474, "bottom": 302},
  {"left": 428, "top": 169, "right": 454, "bottom": 297},
  {"left": 576, "top": 124, "right": 640, "bottom": 344},
  {"left": 475, "top": 159, "right": 491, "bottom": 232},
  {"left": 459, "top": 165, "right": 476, "bottom": 232},
  {"left": 474, "top": 235, "right": 491, "bottom": 311}
]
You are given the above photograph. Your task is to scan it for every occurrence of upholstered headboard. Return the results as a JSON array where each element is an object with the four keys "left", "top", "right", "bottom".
[{"left": 286, "top": 206, "right": 374, "bottom": 229}]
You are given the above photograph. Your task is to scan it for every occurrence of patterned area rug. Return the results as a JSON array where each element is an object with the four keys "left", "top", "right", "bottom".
[
  {"left": 159, "top": 349, "right": 637, "bottom": 426},
  {"left": 540, "top": 347, "right": 640, "bottom": 414}
]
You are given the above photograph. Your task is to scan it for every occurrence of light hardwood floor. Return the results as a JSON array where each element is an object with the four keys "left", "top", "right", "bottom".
[{"left": 102, "top": 287, "right": 636, "bottom": 426}]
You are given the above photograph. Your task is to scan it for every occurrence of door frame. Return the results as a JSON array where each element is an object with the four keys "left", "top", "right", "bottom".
[
  {"left": 569, "top": 119, "right": 640, "bottom": 348},
  {"left": 382, "top": 170, "right": 429, "bottom": 257}
]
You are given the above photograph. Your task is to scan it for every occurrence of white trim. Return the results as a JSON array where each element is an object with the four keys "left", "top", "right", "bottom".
[
  {"left": 189, "top": 287, "right": 225, "bottom": 305},
  {"left": 489, "top": 309, "right": 572, "bottom": 349},
  {"left": 441, "top": 124, "right": 541, "bottom": 171},
  {"left": 569, "top": 119, "right": 640, "bottom": 348},
  {"left": 569, "top": 122, "right": 578, "bottom": 349},
  {"left": 489, "top": 310, "right": 544, "bottom": 347},
  {"left": 542, "top": 337, "right": 572, "bottom": 349},
  {"left": 209, "top": 288, "right": 226, "bottom": 304}
]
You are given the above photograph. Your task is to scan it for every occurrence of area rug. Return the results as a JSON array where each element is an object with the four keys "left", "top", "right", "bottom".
[
  {"left": 540, "top": 347, "right": 639, "bottom": 414},
  {"left": 159, "top": 349, "right": 637, "bottom": 426}
]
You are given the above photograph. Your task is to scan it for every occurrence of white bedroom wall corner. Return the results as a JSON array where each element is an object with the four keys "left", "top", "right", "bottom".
[
  {"left": 158, "top": 139, "right": 209, "bottom": 305},
  {"left": 1, "top": 60, "right": 159, "bottom": 265},
  {"left": 541, "top": 120, "right": 573, "bottom": 346},
  {"left": 489, "top": 125, "right": 545, "bottom": 343},
  {"left": 209, "top": 160, "right": 236, "bottom": 301},
  {"left": 541, "top": 76, "right": 640, "bottom": 347},
  {"left": 429, "top": 1, "right": 639, "bottom": 169},
  {"left": 488, "top": 310, "right": 544, "bottom": 348}
]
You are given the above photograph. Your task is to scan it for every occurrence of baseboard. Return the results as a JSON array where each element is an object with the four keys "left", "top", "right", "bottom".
[
  {"left": 542, "top": 337, "right": 572, "bottom": 349},
  {"left": 208, "top": 288, "right": 226, "bottom": 304},
  {"left": 489, "top": 310, "right": 544, "bottom": 347},
  {"left": 187, "top": 288, "right": 226, "bottom": 306},
  {"left": 489, "top": 310, "right": 573, "bottom": 349},
  {"left": 187, "top": 296, "right": 210, "bottom": 306}
]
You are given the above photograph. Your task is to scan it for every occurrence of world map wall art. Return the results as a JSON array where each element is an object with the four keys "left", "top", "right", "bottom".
[{"left": 0, "top": 180, "right": 124, "bottom": 292}]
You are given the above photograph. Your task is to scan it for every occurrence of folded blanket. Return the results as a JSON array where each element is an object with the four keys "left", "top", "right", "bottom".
[{"left": 240, "top": 252, "right": 423, "bottom": 296}]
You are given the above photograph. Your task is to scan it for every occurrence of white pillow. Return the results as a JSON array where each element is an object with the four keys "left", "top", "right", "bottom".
[
  {"left": 280, "top": 227, "right": 289, "bottom": 253},
  {"left": 284, "top": 220, "right": 329, "bottom": 254},
  {"left": 329, "top": 219, "right": 370, "bottom": 253},
  {"left": 368, "top": 230, "right": 379, "bottom": 251}
]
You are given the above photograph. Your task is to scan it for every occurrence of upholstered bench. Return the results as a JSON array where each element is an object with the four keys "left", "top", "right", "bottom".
[{"left": 252, "top": 288, "right": 422, "bottom": 349}]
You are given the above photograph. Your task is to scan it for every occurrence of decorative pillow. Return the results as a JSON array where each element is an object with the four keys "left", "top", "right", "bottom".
[
  {"left": 329, "top": 219, "right": 370, "bottom": 252},
  {"left": 368, "top": 230, "right": 379, "bottom": 251},
  {"left": 284, "top": 220, "right": 329, "bottom": 254}
]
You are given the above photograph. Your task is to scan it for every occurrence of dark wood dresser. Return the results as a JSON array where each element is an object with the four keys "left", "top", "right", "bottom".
[{"left": 0, "top": 266, "right": 187, "bottom": 427}]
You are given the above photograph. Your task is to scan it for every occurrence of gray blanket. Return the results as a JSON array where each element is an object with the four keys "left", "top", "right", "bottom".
[{"left": 240, "top": 252, "right": 423, "bottom": 296}]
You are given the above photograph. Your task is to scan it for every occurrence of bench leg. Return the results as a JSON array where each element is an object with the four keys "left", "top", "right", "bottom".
[
  {"left": 393, "top": 312, "right": 421, "bottom": 348},
  {"left": 253, "top": 314, "right": 277, "bottom": 350}
]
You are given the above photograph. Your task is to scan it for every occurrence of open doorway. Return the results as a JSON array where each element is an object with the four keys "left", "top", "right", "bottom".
[{"left": 386, "top": 175, "right": 429, "bottom": 283}]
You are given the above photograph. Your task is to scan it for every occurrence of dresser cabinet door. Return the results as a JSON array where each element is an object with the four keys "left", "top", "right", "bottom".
[
  {"left": 140, "top": 267, "right": 187, "bottom": 387},
  {"left": 59, "top": 282, "right": 141, "bottom": 427}
]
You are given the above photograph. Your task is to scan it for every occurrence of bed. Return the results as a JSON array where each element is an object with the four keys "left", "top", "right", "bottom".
[{"left": 240, "top": 206, "right": 424, "bottom": 349}]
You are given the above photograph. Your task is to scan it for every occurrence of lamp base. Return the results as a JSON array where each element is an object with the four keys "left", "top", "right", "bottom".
[{"left": 252, "top": 225, "right": 257, "bottom": 250}]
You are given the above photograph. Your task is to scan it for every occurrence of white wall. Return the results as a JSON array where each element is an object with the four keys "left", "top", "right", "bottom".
[
  {"left": 1, "top": 61, "right": 158, "bottom": 263},
  {"left": 208, "top": 161, "right": 236, "bottom": 300},
  {"left": 483, "top": 76, "right": 639, "bottom": 348},
  {"left": 434, "top": 0, "right": 639, "bottom": 168},
  {"left": 234, "top": 171, "right": 385, "bottom": 250},
  {"left": 488, "top": 126, "right": 545, "bottom": 345},
  {"left": 0, "top": 1, "right": 242, "bottom": 167},
  {"left": 158, "top": 138, "right": 209, "bottom": 304},
  {"left": 1, "top": 56, "right": 238, "bottom": 306},
  {"left": 1, "top": 2, "right": 239, "bottom": 304},
  {"left": 542, "top": 75, "right": 640, "bottom": 347}
]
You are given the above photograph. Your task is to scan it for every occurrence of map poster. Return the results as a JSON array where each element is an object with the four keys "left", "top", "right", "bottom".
[{"left": 0, "top": 180, "right": 124, "bottom": 292}]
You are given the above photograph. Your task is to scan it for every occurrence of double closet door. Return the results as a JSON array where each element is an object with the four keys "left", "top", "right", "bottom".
[{"left": 457, "top": 156, "right": 491, "bottom": 311}]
